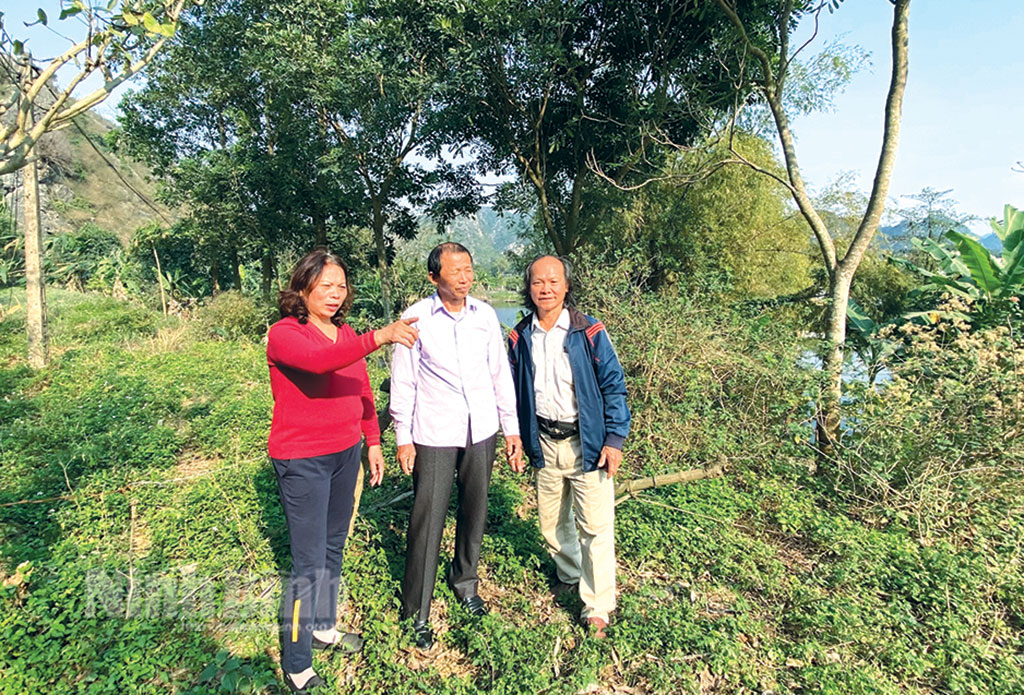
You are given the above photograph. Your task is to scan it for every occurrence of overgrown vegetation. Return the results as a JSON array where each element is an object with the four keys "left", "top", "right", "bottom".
[
  {"left": 839, "top": 299, "right": 1023, "bottom": 533},
  {"left": 1, "top": 1, "right": 1021, "bottom": 692},
  {"left": 1, "top": 273, "right": 1021, "bottom": 694}
]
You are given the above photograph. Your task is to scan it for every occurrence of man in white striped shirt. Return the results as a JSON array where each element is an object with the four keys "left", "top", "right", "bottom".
[{"left": 390, "top": 242, "right": 523, "bottom": 650}]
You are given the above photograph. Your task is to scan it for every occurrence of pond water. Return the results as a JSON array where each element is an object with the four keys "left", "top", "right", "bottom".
[
  {"left": 492, "top": 303, "right": 526, "bottom": 328},
  {"left": 798, "top": 349, "right": 892, "bottom": 386}
]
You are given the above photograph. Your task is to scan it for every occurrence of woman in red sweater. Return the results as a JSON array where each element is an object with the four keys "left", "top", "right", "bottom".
[{"left": 267, "top": 249, "right": 417, "bottom": 693}]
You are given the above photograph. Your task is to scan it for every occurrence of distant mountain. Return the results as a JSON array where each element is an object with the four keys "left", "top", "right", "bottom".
[
  {"left": 878, "top": 219, "right": 973, "bottom": 253},
  {"left": 977, "top": 232, "right": 1003, "bottom": 253},
  {"left": 878, "top": 219, "right": 1004, "bottom": 255},
  {"left": 406, "top": 207, "right": 529, "bottom": 272},
  {"left": 446, "top": 207, "right": 528, "bottom": 267}
]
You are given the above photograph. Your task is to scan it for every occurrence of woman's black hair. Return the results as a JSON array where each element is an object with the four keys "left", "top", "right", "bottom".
[
  {"left": 521, "top": 254, "right": 575, "bottom": 313},
  {"left": 278, "top": 248, "right": 355, "bottom": 326}
]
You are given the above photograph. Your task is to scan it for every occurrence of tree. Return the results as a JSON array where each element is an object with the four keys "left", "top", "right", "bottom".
[
  {"left": 890, "top": 186, "right": 975, "bottom": 248},
  {"left": 278, "top": 0, "right": 479, "bottom": 317},
  {"left": 448, "top": 0, "right": 748, "bottom": 256},
  {"left": 117, "top": 0, "right": 338, "bottom": 300},
  {"left": 609, "top": 133, "right": 814, "bottom": 297},
  {"left": 711, "top": 0, "right": 911, "bottom": 469},
  {"left": 0, "top": 1, "right": 194, "bottom": 368},
  {"left": 120, "top": 0, "right": 477, "bottom": 316}
]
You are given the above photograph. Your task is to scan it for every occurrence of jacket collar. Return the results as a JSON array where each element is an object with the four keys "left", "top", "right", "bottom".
[
  {"left": 567, "top": 306, "right": 590, "bottom": 332},
  {"left": 517, "top": 306, "right": 589, "bottom": 337},
  {"left": 531, "top": 308, "right": 570, "bottom": 333}
]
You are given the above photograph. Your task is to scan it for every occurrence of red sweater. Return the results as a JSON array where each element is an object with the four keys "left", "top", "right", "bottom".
[{"left": 266, "top": 317, "right": 381, "bottom": 459}]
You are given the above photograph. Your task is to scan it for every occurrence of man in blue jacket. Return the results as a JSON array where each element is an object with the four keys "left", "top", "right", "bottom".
[{"left": 508, "top": 255, "right": 630, "bottom": 638}]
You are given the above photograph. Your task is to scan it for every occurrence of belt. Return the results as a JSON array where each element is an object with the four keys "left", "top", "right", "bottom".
[{"left": 537, "top": 416, "right": 578, "bottom": 440}]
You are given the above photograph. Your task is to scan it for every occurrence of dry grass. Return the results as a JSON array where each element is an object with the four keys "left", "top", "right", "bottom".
[
  {"left": 174, "top": 450, "right": 222, "bottom": 479},
  {"left": 131, "top": 323, "right": 191, "bottom": 355}
]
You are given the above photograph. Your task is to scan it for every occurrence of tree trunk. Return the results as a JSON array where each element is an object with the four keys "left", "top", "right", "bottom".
[
  {"left": 210, "top": 249, "right": 220, "bottom": 296},
  {"left": 537, "top": 188, "right": 565, "bottom": 256},
  {"left": 152, "top": 243, "right": 167, "bottom": 315},
  {"left": 23, "top": 154, "right": 47, "bottom": 368},
  {"left": 314, "top": 209, "right": 327, "bottom": 247},
  {"left": 815, "top": 0, "right": 910, "bottom": 472},
  {"left": 230, "top": 243, "right": 242, "bottom": 290},
  {"left": 371, "top": 198, "right": 392, "bottom": 319},
  {"left": 816, "top": 271, "right": 853, "bottom": 470},
  {"left": 564, "top": 166, "right": 585, "bottom": 252},
  {"left": 261, "top": 248, "right": 274, "bottom": 301}
]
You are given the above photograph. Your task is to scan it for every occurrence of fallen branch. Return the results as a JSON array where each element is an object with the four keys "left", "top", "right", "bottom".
[{"left": 615, "top": 465, "right": 725, "bottom": 505}]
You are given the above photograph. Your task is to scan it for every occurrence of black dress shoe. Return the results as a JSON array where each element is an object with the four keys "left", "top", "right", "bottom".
[
  {"left": 283, "top": 672, "right": 324, "bottom": 694},
  {"left": 458, "top": 595, "right": 489, "bottom": 617},
  {"left": 412, "top": 621, "right": 434, "bottom": 650},
  {"left": 312, "top": 632, "right": 363, "bottom": 653},
  {"left": 551, "top": 580, "right": 579, "bottom": 597}
]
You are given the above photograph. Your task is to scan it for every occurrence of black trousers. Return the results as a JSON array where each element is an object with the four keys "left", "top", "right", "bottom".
[
  {"left": 401, "top": 432, "right": 496, "bottom": 623},
  {"left": 273, "top": 442, "right": 361, "bottom": 673}
]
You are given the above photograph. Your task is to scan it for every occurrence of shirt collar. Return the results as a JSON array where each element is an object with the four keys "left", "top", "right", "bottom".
[
  {"left": 532, "top": 308, "right": 570, "bottom": 333},
  {"left": 430, "top": 292, "right": 478, "bottom": 318}
]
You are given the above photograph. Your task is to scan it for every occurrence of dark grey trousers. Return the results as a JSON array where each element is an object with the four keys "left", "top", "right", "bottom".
[
  {"left": 273, "top": 442, "right": 361, "bottom": 673},
  {"left": 401, "top": 432, "right": 496, "bottom": 623}
]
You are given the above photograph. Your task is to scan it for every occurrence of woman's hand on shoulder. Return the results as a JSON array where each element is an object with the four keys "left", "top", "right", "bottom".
[{"left": 374, "top": 317, "right": 419, "bottom": 348}]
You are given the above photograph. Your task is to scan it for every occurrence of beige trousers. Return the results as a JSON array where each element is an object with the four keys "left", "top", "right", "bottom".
[{"left": 536, "top": 434, "right": 616, "bottom": 621}]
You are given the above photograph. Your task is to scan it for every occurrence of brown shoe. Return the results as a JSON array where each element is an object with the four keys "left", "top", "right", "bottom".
[{"left": 586, "top": 616, "right": 608, "bottom": 639}]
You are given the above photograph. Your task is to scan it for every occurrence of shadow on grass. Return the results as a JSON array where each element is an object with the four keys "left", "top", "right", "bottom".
[{"left": 0, "top": 298, "right": 287, "bottom": 693}]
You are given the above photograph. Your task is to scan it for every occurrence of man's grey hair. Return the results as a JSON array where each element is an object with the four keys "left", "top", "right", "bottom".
[{"left": 521, "top": 255, "right": 575, "bottom": 313}]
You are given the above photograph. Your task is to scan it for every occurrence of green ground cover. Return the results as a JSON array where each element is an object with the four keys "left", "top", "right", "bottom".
[{"left": 0, "top": 290, "right": 1021, "bottom": 694}]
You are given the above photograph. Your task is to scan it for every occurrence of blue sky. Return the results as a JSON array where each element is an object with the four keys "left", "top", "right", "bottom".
[
  {"left": 3, "top": 0, "right": 1022, "bottom": 232},
  {"left": 790, "top": 0, "right": 1024, "bottom": 230}
]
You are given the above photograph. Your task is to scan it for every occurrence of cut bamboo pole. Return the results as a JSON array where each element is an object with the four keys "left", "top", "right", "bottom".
[{"left": 615, "top": 465, "right": 725, "bottom": 505}]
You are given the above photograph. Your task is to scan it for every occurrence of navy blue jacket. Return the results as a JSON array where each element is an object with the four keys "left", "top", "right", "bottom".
[{"left": 508, "top": 308, "right": 630, "bottom": 472}]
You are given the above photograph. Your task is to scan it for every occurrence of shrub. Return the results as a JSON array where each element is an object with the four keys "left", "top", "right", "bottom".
[
  {"left": 52, "top": 295, "right": 160, "bottom": 343},
  {"left": 573, "top": 250, "right": 816, "bottom": 477},
  {"left": 191, "top": 291, "right": 274, "bottom": 342},
  {"left": 47, "top": 223, "right": 123, "bottom": 291},
  {"left": 838, "top": 302, "right": 1024, "bottom": 536}
]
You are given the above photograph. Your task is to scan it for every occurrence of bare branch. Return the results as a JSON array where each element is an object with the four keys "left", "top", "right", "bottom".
[
  {"left": 782, "top": 2, "right": 829, "bottom": 76},
  {"left": 725, "top": 125, "right": 798, "bottom": 195},
  {"left": 51, "top": 33, "right": 174, "bottom": 125},
  {"left": 712, "top": 0, "right": 777, "bottom": 94}
]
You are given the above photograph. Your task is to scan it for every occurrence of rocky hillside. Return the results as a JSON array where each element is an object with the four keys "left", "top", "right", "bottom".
[{"left": 1, "top": 107, "right": 170, "bottom": 244}]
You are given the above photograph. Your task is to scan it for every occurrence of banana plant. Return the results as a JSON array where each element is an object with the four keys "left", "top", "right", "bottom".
[
  {"left": 893, "top": 204, "right": 1024, "bottom": 326},
  {"left": 846, "top": 299, "right": 901, "bottom": 385}
]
